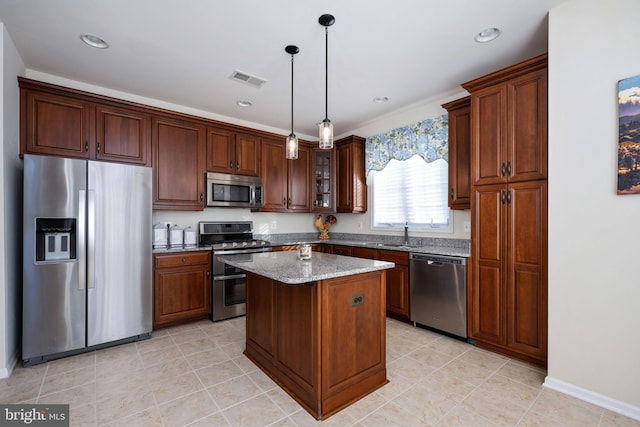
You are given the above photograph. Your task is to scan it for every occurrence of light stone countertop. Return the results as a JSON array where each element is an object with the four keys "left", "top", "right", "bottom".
[
  {"left": 218, "top": 250, "right": 395, "bottom": 285},
  {"left": 152, "top": 244, "right": 212, "bottom": 254}
]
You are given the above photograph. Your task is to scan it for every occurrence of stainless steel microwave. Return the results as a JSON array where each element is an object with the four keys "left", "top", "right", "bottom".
[{"left": 206, "top": 172, "right": 263, "bottom": 209}]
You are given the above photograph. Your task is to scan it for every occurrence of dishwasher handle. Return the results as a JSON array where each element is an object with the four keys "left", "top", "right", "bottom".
[{"left": 410, "top": 253, "right": 466, "bottom": 266}]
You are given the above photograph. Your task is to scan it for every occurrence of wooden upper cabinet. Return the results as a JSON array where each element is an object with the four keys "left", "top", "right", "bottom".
[
  {"left": 21, "top": 88, "right": 92, "bottom": 158},
  {"left": 206, "top": 128, "right": 261, "bottom": 176},
  {"left": 152, "top": 117, "right": 206, "bottom": 210},
  {"left": 260, "top": 138, "right": 310, "bottom": 212},
  {"left": 442, "top": 96, "right": 471, "bottom": 210},
  {"left": 311, "top": 147, "right": 336, "bottom": 212},
  {"left": 287, "top": 144, "right": 311, "bottom": 211},
  {"left": 95, "top": 104, "right": 151, "bottom": 165},
  {"left": 19, "top": 78, "right": 151, "bottom": 165},
  {"left": 463, "top": 54, "right": 547, "bottom": 186},
  {"left": 336, "top": 136, "right": 367, "bottom": 213}
]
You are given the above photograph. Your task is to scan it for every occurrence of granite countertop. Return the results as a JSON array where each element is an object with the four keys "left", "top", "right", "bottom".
[
  {"left": 218, "top": 251, "right": 394, "bottom": 285},
  {"left": 152, "top": 244, "right": 212, "bottom": 254},
  {"left": 271, "top": 240, "right": 470, "bottom": 258}
]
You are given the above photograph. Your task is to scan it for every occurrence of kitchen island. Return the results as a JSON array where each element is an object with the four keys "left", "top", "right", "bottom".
[{"left": 219, "top": 251, "right": 394, "bottom": 420}]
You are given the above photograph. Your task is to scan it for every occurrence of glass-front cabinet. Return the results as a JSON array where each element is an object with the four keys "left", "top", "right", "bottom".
[{"left": 312, "top": 148, "right": 336, "bottom": 212}]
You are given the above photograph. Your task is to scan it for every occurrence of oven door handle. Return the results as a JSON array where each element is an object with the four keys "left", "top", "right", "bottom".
[{"left": 214, "top": 274, "right": 246, "bottom": 281}]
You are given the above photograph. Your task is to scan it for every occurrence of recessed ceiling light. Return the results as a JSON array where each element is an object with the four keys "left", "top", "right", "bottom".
[
  {"left": 236, "top": 100, "right": 252, "bottom": 107},
  {"left": 80, "top": 34, "right": 109, "bottom": 49},
  {"left": 474, "top": 27, "right": 501, "bottom": 43},
  {"left": 373, "top": 96, "right": 389, "bottom": 103}
]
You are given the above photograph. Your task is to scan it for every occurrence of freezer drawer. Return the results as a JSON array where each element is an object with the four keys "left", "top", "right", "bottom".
[{"left": 409, "top": 253, "right": 468, "bottom": 338}]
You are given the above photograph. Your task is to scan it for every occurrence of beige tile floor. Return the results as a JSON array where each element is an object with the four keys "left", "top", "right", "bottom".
[{"left": 1, "top": 317, "right": 639, "bottom": 427}]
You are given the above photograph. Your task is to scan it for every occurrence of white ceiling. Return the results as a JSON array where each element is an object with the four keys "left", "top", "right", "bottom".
[{"left": 0, "top": 0, "right": 562, "bottom": 140}]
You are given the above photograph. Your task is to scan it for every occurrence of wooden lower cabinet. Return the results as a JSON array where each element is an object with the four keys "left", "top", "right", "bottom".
[
  {"left": 470, "top": 180, "right": 547, "bottom": 365},
  {"left": 245, "top": 270, "right": 387, "bottom": 420},
  {"left": 377, "top": 250, "right": 410, "bottom": 322},
  {"left": 153, "top": 251, "right": 211, "bottom": 329}
]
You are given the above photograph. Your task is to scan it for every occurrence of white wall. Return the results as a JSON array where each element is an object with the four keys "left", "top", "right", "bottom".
[
  {"left": 0, "top": 24, "right": 25, "bottom": 378},
  {"left": 546, "top": 0, "right": 640, "bottom": 417}
]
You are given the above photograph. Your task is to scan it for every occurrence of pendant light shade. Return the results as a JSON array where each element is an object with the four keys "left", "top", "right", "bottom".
[
  {"left": 285, "top": 45, "right": 299, "bottom": 159},
  {"left": 318, "top": 14, "right": 335, "bottom": 149}
]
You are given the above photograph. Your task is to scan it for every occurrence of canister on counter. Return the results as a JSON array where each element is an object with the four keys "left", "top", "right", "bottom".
[{"left": 298, "top": 243, "right": 312, "bottom": 260}]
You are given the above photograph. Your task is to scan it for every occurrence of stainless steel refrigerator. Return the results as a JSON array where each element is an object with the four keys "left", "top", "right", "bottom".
[{"left": 23, "top": 154, "right": 152, "bottom": 366}]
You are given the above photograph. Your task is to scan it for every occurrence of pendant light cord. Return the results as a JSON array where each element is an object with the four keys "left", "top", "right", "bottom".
[
  {"left": 291, "top": 54, "right": 294, "bottom": 133},
  {"left": 324, "top": 26, "right": 329, "bottom": 121}
]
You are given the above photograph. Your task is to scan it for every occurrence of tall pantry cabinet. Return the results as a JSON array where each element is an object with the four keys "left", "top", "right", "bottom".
[{"left": 462, "top": 53, "right": 548, "bottom": 366}]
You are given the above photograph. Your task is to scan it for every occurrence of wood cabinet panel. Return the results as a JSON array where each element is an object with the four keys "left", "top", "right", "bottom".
[
  {"left": 465, "top": 54, "right": 548, "bottom": 365},
  {"left": 506, "top": 181, "right": 547, "bottom": 360},
  {"left": 20, "top": 78, "right": 151, "bottom": 165},
  {"left": 336, "top": 136, "right": 367, "bottom": 213},
  {"left": 312, "top": 148, "right": 336, "bottom": 212},
  {"left": 235, "top": 133, "right": 261, "bottom": 176},
  {"left": 287, "top": 145, "right": 311, "bottom": 211},
  {"left": 261, "top": 139, "right": 310, "bottom": 212},
  {"left": 442, "top": 97, "right": 471, "bottom": 209},
  {"left": 507, "top": 69, "right": 548, "bottom": 183},
  {"left": 22, "top": 90, "right": 91, "bottom": 158},
  {"left": 152, "top": 117, "right": 206, "bottom": 210},
  {"left": 377, "top": 250, "right": 409, "bottom": 321},
  {"left": 276, "top": 281, "right": 317, "bottom": 388},
  {"left": 331, "top": 245, "right": 353, "bottom": 256},
  {"left": 246, "top": 272, "right": 276, "bottom": 357},
  {"left": 351, "top": 247, "right": 377, "bottom": 260},
  {"left": 207, "top": 129, "right": 261, "bottom": 176},
  {"left": 206, "top": 127, "right": 235, "bottom": 173},
  {"left": 153, "top": 251, "right": 211, "bottom": 329},
  {"left": 244, "top": 270, "right": 387, "bottom": 420},
  {"left": 321, "top": 272, "right": 384, "bottom": 394}
]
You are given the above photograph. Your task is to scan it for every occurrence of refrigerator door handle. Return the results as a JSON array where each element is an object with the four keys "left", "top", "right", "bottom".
[
  {"left": 78, "top": 190, "right": 86, "bottom": 290},
  {"left": 87, "top": 189, "right": 96, "bottom": 289}
]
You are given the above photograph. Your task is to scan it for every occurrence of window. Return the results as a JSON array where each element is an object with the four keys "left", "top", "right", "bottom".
[{"left": 371, "top": 155, "right": 451, "bottom": 232}]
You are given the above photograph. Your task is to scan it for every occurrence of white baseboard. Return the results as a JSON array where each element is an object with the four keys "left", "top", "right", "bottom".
[
  {"left": 544, "top": 376, "right": 640, "bottom": 421},
  {"left": 0, "top": 350, "right": 19, "bottom": 379}
]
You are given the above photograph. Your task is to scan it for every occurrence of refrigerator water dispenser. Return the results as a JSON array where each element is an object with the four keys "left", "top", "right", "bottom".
[{"left": 35, "top": 218, "right": 76, "bottom": 262}]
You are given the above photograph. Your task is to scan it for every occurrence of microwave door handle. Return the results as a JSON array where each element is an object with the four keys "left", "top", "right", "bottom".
[{"left": 250, "top": 186, "right": 256, "bottom": 205}]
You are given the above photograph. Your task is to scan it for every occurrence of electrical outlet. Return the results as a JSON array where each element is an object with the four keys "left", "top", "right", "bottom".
[
  {"left": 270, "top": 220, "right": 277, "bottom": 230},
  {"left": 463, "top": 221, "right": 471, "bottom": 233},
  {"left": 358, "top": 221, "right": 363, "bottom": 229}
]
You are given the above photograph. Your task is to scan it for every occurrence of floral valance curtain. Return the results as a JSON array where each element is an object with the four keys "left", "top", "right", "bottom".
[{"left": 365, "top": 114, "right": 448, "bottom": 175}]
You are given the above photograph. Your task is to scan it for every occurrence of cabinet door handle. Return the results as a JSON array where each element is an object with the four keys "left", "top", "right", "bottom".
[
  {"left": 229, "top": 160, "right": 233, "bottom": 170},
  {"left": 501, "top": 189, "right": 506, "bottom": 204},
  {"left": 283, "top": 197, "right": 286, "bottom": 206},
  {"left": 507, "top": 190, "right": 511, "bottom": 205},
  {"left": 450, "top": 188, "right": 454, "bottom": 200},
  {"left": 501, "top": 162, "right": 506, "bottom": 177},
  {"left": 236, "top": 161, "right": 240, "bottom": 170},
  {"left": 96, "top": 142, "right": 100, "bottom": 154},
  {"left": 200, "top": 192, "right": 203, "bottom": 201},
  {"left": 507, "top": 160, "right": 511, "bottom": 176},
  {"left": 85, "top": 141, "right": 89, "bottom": 152},
  {"left": 287, "top": 197, "right": 291, "bottom": 205},
  {"left": 207, "top": 271, "right": 210, "bottom": 278},
  {"left": 181, "top": 258, "right": 187, "bottom": 263}
]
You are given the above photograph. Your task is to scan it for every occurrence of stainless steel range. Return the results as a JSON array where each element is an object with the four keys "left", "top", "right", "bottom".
[{"left": 199, "top": 221, "right": 271, "bottom": 321}]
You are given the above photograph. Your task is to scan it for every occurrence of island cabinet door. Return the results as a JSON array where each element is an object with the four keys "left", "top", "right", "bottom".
[
  {"left": 275, "top": 281, "right": 320, "bottom": 395},
  {"left": 320, "top": 271, "right": 387, "bottom": 413},
  {"left": 246, "top": 273, "right": 276, "bottom": 358}
]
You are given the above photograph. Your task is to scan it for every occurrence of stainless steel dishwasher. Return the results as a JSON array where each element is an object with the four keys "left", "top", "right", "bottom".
[{"left": 409, "top": 253, "right": 468, "bottom": 338}]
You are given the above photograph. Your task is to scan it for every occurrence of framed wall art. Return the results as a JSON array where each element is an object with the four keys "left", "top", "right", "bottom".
[{"left": 618, "top": 74, "right": 640, "bottom": 194}]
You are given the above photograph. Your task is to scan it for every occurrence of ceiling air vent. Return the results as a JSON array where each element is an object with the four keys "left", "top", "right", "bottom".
[{"left": 230, "top": 70, "right": 267, "bottom": 88}]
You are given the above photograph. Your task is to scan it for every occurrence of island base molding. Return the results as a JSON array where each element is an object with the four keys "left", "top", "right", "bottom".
[{"left": 244, "top": 270, "right": 388, "bottom": 420}]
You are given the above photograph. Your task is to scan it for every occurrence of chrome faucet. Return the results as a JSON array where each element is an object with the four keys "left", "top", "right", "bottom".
[{"left": 403, "top": 222, "right": 409, "bottom": 245}]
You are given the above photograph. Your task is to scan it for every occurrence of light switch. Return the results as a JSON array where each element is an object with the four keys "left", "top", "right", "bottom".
[{"left": 463, "top": 221, "right": 471, "bottom": 233}]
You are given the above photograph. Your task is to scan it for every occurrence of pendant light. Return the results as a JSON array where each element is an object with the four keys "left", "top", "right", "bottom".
[
  {"left": 318, "top": 14, "right": 335, "bottom": 149},
  {"left": 285, "top": 45, "right": 300, "bottom": 159}
]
